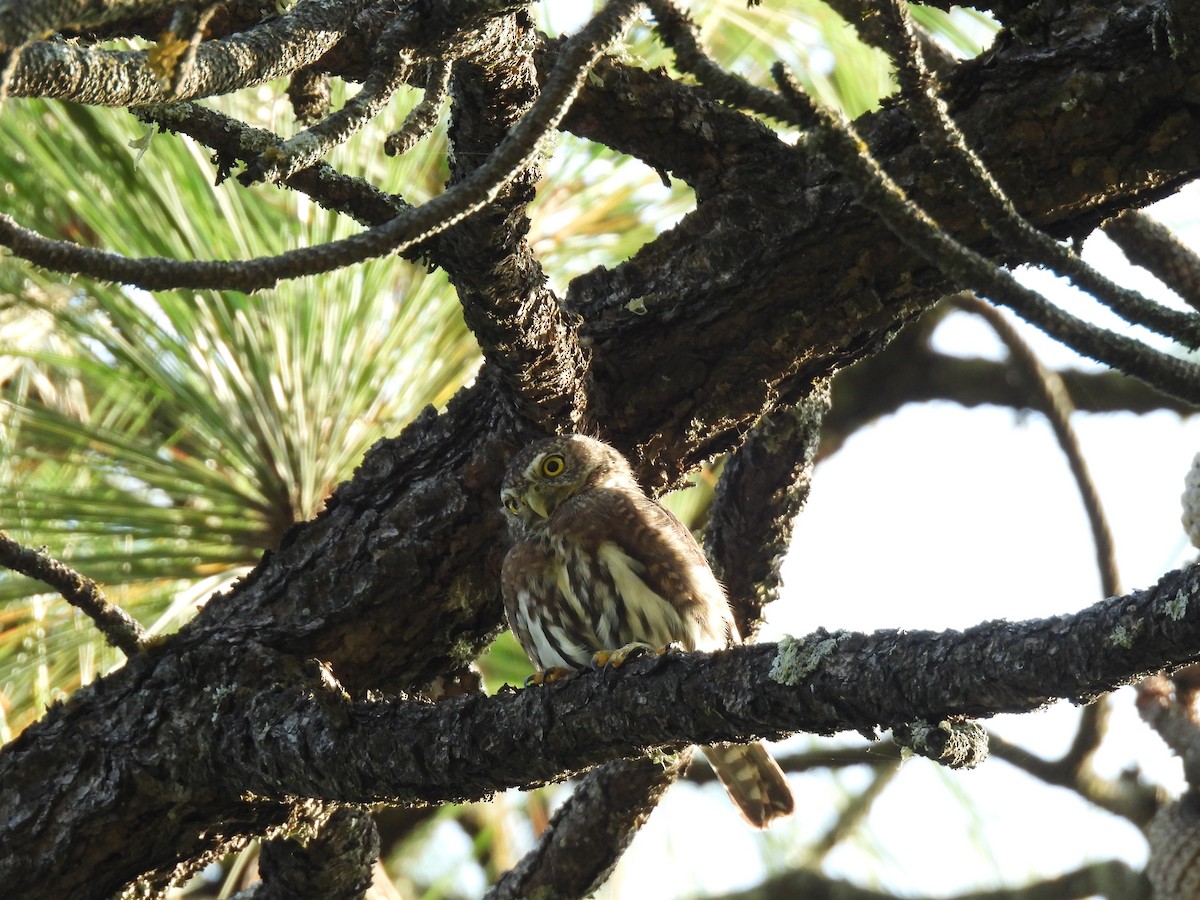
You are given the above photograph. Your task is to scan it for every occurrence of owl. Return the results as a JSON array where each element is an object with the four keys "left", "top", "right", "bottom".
[{"left": 499, "top": 434, "right": 794, "bottom": 828}]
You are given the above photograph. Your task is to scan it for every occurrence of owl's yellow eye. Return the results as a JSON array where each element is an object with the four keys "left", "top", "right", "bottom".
[{"left": 540, "top": 454, "right": 566, "bottom": 478}]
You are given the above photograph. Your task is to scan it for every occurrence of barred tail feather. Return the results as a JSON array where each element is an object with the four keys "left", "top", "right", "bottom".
[{"left": 702, "top": 742, "right": 794, "bottom": 828}]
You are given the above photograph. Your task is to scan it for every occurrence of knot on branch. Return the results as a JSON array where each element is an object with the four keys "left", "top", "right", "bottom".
[{"left": 893, "top": 719, "right": 989, "bottom": 770}]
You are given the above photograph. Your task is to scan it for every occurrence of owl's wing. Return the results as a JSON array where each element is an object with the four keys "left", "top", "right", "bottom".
[
  {"left": 501, "top": 538, "right": 596, "bottom": 671},
  {"left": 555, "top": 486, "right": 738, "bottom": 651}
]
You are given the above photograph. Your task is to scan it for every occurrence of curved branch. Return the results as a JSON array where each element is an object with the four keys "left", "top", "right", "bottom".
[
  {"left": 706, "top": 386, "right": 830, "bottom": 636},
  {"left": 386, "top": 59, "right": 452, "bottom": 156},
  {"left": 956, "top": 295, "right": 1122, "bottom": 597},
  {"left": 239, "top": 22, "right": 416, "bottom": 185},
  {"left": 0, "top": 0, "right": 643, "bottom": 292}
]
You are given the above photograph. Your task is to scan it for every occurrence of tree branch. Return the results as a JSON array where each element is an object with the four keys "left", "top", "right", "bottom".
[
  {"left": 987, "top": 728, "right": 1159, "bottom": 826},
  {"left": 710, "top": 860, "right": 1151, "bottom": 900},
  {"left": 6, "top": 561, "right": 1200, "bottom": 896},
  {"left": 856, "top": 0, "right": 1200, "bottom": 348},
  {"left": 955, "top": 295, "right": 1122, "bottom": 597},
  {"left": 1104, "top": 210, "right": 1200, "bottom": 312},
  {"left": 386, "top": 59, "right": 452, "bottom": 157},
  {"left": 706, "top": 386, "right": 830, "bottom": 637},
  {"left": 0, "top": 0, "right": 644, "bottom": 291},
  {"left": 823, "top": 300, "right": 1197, "bottom": 461},
  {"left": 483, "top": 753, "right": 692, "bottom": 900},
  {"left": 0, "top": 531, "right": 146, "bottom": 656},
  {"left": 4, "top": 0, "right": 376, "bottom": 106},
  {"left": 239, "top": 21, "right": 416, "bottom": 186},
  {"left": 440, "top": 10, "right": 592, "bottom": 430},
  {"left": 248, "top": 805, "right": 379, "bottom": 900}
]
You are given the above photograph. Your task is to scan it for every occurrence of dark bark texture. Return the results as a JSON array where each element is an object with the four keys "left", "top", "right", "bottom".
[{"left": 2, "top": 0, "right": 1200, "bottom": 897}]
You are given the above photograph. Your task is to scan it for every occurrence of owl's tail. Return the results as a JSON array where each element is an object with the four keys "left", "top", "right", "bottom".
[{"left": 701, "top": 742, "right": 794, "bottom": 828}]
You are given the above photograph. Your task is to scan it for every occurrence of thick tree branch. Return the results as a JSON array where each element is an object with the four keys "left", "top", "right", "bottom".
[
  {"left": 249, "top": 805, "right": 379, "bottom": 900},
  {"left": 559, "top": 0, "right": 1200, "bottom": 475},
  {"left": 749, "top": 58, "right": 1200, "bottom": 406},
  {"left": 0, "top": 0, "right": 180, "bottom": 51},
  {"left": 860, "top": 0, "right": 1200, "bottom": 348},
  {"left": 6, "top": 561, "right": 1200, "bottom": 897}
]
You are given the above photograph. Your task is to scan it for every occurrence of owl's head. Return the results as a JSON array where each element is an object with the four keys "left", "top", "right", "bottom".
[{"left": 500, "top": 434, "right": 635, "bottom": 533}]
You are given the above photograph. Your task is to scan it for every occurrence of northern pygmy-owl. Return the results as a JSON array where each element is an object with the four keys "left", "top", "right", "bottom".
[{"left": 499, "top": 434, "right": 794, "bottom": 828}]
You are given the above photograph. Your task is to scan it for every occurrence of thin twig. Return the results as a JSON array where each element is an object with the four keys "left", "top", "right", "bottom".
[
  {"left": 953, "top": 294, "right": 1122, "bottom": 598},
  {"left": 241, "top": 20, "right": 416, "bottom": 185},
  {"left": 136, "top": 101, "right": 410, "bottom": 226},
  {"left": 0, "top": 0, "right": 645, "bottom": 292},
  {"left": 805, "top": 764, "right": 899, "bottom": 866},
  {"left": 646, "top": 0, "right": 1200, "bottom": 404},
  {"left": 0, "top": 531, "right": 146, "bottom": 656},
  {"left": 648, "top": 0, "right": 1200, "bottom": 403},
  {"left": 386, "top": 59, "right": 452, "bottom": 157}
]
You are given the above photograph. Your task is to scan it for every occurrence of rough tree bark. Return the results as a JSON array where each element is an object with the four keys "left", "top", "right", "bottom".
[{"left": 1, "top": 0, "right": 1199, "bottom": 897}]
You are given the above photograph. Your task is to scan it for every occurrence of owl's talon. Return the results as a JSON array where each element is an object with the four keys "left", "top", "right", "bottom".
[
  {"left": 591, "top": 642, "right": 656, "bottom": 670},
  {"left": 526, "top": 667, "right": 571, "bottom": 685}
]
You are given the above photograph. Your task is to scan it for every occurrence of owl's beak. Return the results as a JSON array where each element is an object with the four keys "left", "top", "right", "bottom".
[{"left": 526, "top": 491, "right": 550, "bottom": 519}]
